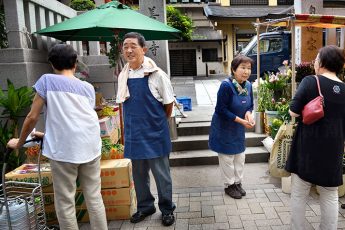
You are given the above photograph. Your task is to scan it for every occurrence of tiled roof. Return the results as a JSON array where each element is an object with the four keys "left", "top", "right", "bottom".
[{"left": 204, "top": 5, "right": 294, "bottom": 19}]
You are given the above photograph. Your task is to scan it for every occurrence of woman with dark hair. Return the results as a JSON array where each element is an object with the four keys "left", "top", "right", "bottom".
[
  {"left": 7, "top": 44, "right": 108, "bottom": 230},
  {"left": 286, "top": 45, "right": 345, "bottom": 229},
  {"left": 209, "top": 55, "right": 255, "bottom": 199}
]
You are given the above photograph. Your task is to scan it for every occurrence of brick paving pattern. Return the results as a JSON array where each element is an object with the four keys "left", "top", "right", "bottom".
[{"left": 79, "top": 185, "right": 345, "bottom": 229}]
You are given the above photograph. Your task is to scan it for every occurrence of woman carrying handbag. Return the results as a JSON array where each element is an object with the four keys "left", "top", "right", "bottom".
[{"left": 286, "top": 45, "right": 345, "bottom": 230}]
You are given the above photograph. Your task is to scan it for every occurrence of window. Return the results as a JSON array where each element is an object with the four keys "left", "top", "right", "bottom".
[
  {"left": 277, "top": 0, "right": 294, "bottom": 5},
  {"left": 230, "top": 0, "right": 268, "bottom": 5},
  {"left": 250, "top": 38, "right": 282, "bottom": 54},
  {"left": 202, "top": 48, "right": 218, "bottom": 62}
]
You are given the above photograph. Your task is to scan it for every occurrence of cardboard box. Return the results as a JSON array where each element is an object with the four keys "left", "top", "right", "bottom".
[
  {"left": 95, "top": 92, "right": 103, "bottom": 107},
  {"left": 100, "top": 159, "right": 132, "bottom": 189},
  {"left": 43, "top": 185, "right": 136, "bottom": 207},
  {"left": 5, "top": 163, "right": 53, "bottom": 188},
  {"left": 7, "top": 159, "right": 132, "bottom": 193},
  {"left": 46, "top": 205, "right": 136, "bottom": 224},
  {"left": 45, "top": 191, "right": 136, "bottom": 223}
]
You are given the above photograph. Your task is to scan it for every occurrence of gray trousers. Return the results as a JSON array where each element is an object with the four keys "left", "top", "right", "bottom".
[
  {"left": 50, "top": 156, "right": 107, "bottom": 230},
  {"left": 131, "top": 155, "right": 175, "bottom": 215}
]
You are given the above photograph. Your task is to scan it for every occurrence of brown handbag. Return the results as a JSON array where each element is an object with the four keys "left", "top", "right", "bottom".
[{"left": 302, "top": 75, "right": 324, "bottom": 125}]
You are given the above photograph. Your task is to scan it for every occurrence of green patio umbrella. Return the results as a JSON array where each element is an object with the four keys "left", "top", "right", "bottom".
[{"left": 35, "top": 1, "right": 181, "bottom": 41}]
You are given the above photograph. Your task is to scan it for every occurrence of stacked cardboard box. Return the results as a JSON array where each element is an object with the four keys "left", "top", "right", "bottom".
[{"left": 5, "top": 159, "right": 136, "bottom": 224}]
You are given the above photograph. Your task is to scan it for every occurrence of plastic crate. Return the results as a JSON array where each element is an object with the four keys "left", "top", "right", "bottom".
[{"left": 176, "top": 96, "right": 192, "bottom": 111}]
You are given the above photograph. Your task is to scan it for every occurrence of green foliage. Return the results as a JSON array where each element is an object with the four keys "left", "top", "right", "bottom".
[
  {"left": 0, "top": 5, "right": 8, "bottom": 49},
  {"left": 257, "top": 84, "right": 273, "bottom": 112},
  {"left": 166, "top": 6, "right": 193, "bottom": 41},
  {"left": 0, "top": 79, "right": 34, "bottom": 120},
  {"left": 0, "top": 120, "right": 25, "bottom": 173},
  {"left": 277, "top": 100, "right": 291, "bottom": 122},
  {"left": 0, "top": 80, "right": 34, "bottom": 172},
  {"left": 295, "top": 62, "right": 345, "bottom": 83},
  {"left": 0, "top": 120, "right": 14, "bottom": 152},
  {"left": 106, "top": 36, "right": 122, "bottom": 68},
  {"left": 295, "top": 62, "right": 314, "bottom": 82},
  {"left": 70, "top": 0, "right": 96, "bottom": 11}
]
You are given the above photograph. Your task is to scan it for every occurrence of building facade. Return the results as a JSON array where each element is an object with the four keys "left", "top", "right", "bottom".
[
  {"left": 167, "top": 0, "right": 223, "bottom": 77},
  {"left": 204, "top": 0, "right": 345, "bottom": 75}
]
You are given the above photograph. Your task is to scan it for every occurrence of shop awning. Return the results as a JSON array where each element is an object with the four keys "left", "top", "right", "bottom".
[
  {"left": 253, "top": 13, "right": 345, "bottom": 97},
  {"left": 259, "top": 14, "right": 345, "bottom": 28}
]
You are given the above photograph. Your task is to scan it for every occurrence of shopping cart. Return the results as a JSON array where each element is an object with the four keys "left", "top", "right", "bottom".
[{"left": 0, "top": 138, "right": 49, "bottom": 230}]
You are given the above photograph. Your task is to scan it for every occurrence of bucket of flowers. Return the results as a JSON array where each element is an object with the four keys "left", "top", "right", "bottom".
[{"left": 258, "top": 60, "right": 292, "bottom": 136}]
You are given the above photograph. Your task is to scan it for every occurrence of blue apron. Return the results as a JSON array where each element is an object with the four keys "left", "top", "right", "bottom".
[
  {"left": 209, "top": 79, "right": 252, "bottom": 154},
  {"left": 123, "top": 76, "right": 171, "bottom": 159}
]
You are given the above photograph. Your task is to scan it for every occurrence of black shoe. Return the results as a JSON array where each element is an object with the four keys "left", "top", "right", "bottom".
[
  {"left": 130, "top": 208, "right": 156, "bottom": 223},
  {"left": 225, "top": 184, "right": 242, "bottom": 199},
  {"left": 235, "top": 183, "right": 246, "bottom": 196},
  {"left": 162, "top": 213, "right": 175, "bottom": 226}
]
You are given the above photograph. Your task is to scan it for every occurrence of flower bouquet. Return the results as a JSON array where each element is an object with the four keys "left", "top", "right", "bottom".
[{"left": 25, "top": 145, "right": 48, "bottom": 163}]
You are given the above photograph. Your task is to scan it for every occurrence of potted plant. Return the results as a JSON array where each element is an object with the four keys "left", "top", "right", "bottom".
[
  {"left": 295, "top": 62, "right": 314, "bottom": 82},
  {"left": 252, "top": 78, "right": 265, "bottom": 134},
  {"left": 263, "top": 61, "right": 292, "bottom": 134},
  {"left": 0, "top": 79, "right": 34, "bottom": 176},
  {"left": 269, "top": 98, "right": 291, "bottom": 139}
]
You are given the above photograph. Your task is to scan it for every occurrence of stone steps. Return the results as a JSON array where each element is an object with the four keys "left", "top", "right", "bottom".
[
  {"left": 170, "top": 119, "right": 269, "bottom": 166},
  {"left": 171, "top": 132, "right": 266, "bottom": 152},
  {"left": 170, "top": 147, "right": 269, "bottom": 166},
  {"left": 177, "top": 121, "right": 255, "bottom": 136}
]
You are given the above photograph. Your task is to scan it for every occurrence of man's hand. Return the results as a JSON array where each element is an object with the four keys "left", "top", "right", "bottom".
[{"left": 164, "top": 102, "right": 174, "bottom": 118}]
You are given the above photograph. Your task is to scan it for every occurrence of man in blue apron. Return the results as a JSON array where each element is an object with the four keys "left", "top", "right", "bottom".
[{"left": 116, "top": 32, "right": 175, "bottom": 226}]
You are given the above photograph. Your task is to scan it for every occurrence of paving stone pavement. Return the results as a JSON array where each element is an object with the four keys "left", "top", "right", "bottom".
[
  {"left": 76, "top": 77, "right": 345, "bottom": 229},
  {"left": 77, "top": 164, "right": 345, "bottom": 229}
]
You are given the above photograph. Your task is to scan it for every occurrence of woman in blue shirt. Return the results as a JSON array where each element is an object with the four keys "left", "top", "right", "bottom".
[{"left": 209, "top": 55, "right": 255, "bottom": 199}]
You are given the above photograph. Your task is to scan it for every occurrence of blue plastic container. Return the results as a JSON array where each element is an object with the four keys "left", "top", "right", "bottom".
[{"left": 176, "top": 96, "right": 192, "bottom": 111}]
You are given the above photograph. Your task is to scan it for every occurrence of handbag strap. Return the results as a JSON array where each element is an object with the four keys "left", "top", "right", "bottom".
[{"left": 314, "top": 75, "right": 323, "bottom": 98}]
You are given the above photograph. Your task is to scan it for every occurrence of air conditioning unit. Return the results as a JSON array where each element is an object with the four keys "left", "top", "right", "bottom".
[{"left": 193, "top": 0, "right": 201, "bottom": 2}]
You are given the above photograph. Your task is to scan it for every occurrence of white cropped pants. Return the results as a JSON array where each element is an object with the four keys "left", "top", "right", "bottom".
[
  {"left": 218, "top": 152, "right": 245, "bottom": 187},
  {"left": 290, "top": 173, "right": 338, "bottom": 230}
]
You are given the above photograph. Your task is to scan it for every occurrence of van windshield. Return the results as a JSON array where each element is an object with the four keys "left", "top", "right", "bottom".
[{"left": 240, "top": 35, "right": 257, "bottom": 55}]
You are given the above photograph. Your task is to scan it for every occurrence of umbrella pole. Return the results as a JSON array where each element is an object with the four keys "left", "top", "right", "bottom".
[
  {"left": 256, "top": 18, "right": 261, "bottom": 87},
  {"left": 291, "top": 19, "right": 296, "bottom": 97},
  {"left": 119, "top": 103, "right": 124, "bottom": 145}
]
